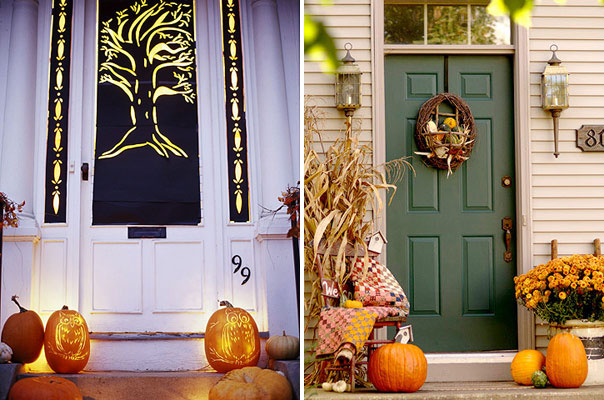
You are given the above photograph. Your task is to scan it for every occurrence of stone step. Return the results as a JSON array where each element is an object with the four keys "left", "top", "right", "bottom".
[
  {"left": 306, "top": 382, "right": 604, "bottom": 399},
  {"left": 18, "top": 371, "right": 223, "bottom": 400},
  {"left": 27, "top": 334, "right": 269, "bottom": 372}
]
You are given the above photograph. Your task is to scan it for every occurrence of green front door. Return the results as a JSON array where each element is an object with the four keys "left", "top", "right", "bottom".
[{"left": 385, "top": 55, "right": 517, "bottom": 352}]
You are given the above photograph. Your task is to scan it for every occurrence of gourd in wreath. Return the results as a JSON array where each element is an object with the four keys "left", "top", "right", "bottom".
[
  {"left": 208, "top": 366, "right": 292, "bottom": 400},
  {"left": 1, "top": 296, "right": 44, "bottom": 363},
  {"left": 44, "top": 306, "right": 90, "bottom": 374},
  {"left": 265, "top": 331, "right": 299, "bottom": 360},
  {"left": 511, "top": 349, "right": 546, "bottom": 385},
  {"left": 205, "top": 301, "right": 260, "bottom": 372},
  {"left": 8, "top": 376, "right": 82, "bottom": 400},
  {"left": 545, "top": 332, "right": 587, "bottom": 388},
  {"left": 0, "top": 343, "right": 12, "bottom": 363},
  {"left": 368, "top": 343, "right": 427, "bottom": 392}
]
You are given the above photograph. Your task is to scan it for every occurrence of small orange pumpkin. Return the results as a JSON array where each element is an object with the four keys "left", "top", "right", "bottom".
[
  {"left": 1, "top": 296, "right": 44, "bottom": 363},
  {"left": 205, "top": 301, "right": 260, "bottom": 373},
  {"left": 546, "top": 332, "right": 588, "bottom": 388},
  {"left": 368, "top": 343, "right": 427, "bottom": 392},
  {"left": 511, "top": 349, "right": 546, "bottom": 385},
  {"left": 44, "top": 306, "right": 90, "bottom": 374},
  {"left": 8, "top": 376, "right": 82, "bottom": 400}
]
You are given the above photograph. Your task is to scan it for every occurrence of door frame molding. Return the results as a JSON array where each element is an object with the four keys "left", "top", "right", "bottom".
[{"left": 372, "top": 0, "right": 534, "bottom": 351}]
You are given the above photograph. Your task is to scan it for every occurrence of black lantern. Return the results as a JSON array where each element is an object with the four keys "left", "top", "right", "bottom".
[
  {"left": 542, "top": 44, "right": 569, "bottom": 158},
  {"left": 335, "top": 43, "right": 361, "bottom": 117}
]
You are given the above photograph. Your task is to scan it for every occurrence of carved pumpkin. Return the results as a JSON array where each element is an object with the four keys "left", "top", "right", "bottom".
[
  {"left": 546, "top": 332, "right": 588, "bottom": 388},
  {"left": 205, "top": 301, "right": 260, "bottom": 373},
  {"left": 8, "top": 376, "right": 82, "bottom": 400},
  {"left": 1, "top": 296, "right": 44, "bottom": 363},
  {"left": 265, "top": 331, "right": 299, "bottom": 360},
  {"left": 209, "top": 366, "right": 292, "bottom": 400},
  {"left": 368, "top": 343, "right": 427, "bottom": 392},
  {"left": 44, "top": 306, "right": 90, "bottom": 374},
  {"left": 511, "top": 349, "right": 546, "bottom": 385}
]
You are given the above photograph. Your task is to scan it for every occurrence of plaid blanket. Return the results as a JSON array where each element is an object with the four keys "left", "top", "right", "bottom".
[{"left": 315, "top": 306, "right": 406, "bottom": 358}]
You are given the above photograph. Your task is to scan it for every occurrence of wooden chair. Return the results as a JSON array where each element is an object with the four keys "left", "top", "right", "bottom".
[{"left": 314, "top": 240, "right": 409, "bottom": 391}]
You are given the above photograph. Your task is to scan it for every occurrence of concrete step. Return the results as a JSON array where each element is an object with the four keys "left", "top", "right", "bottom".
[
  {"left": 27, "top": 334, "right": 269, "bottom": 372},
  {"left": 306, "top": 382, "right": 604, "bottom": 399},
  {"left": 18, "top": 371, "right": 223, "bottom": 400},
  {"left": 17, "top": 360, "right": 300, "bottom": 400}
]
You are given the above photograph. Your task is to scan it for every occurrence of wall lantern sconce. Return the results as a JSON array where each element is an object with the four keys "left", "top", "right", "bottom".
[
  {"left": 542, "top": 44, "right": 569, "bottom": 158},
  {"left": 335, "top": 43, "right": 362, "bottom": 118}
]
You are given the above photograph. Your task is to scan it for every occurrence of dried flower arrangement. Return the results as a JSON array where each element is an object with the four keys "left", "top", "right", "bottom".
[
  {"left": 0, "top": 192, "right": 24, "bottom": 228},
  {"left": 278, "top": 185, "right": 300, "bottom": 239}
]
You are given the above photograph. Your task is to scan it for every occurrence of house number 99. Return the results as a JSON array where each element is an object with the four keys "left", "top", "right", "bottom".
[{"left": 231, "top": 255, "right": 251, "bottom": 285}]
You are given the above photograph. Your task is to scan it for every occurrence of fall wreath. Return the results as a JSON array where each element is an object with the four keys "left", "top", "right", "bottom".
[{"left": 414, "top": 93, "right": 476, "bottom": 176}]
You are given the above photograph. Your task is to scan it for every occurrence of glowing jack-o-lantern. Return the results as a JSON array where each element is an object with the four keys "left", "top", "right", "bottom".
[
  {"left": 43, "top": 306, "right": 90, "bottom": 373},
  {"left": 205, "top": 301, "right": 260, "bottom": 373}
]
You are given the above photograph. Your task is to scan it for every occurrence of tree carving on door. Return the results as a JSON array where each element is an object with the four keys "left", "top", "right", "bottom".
[{"left": 98, "top": 0, "right": 195, "bottom": 159}]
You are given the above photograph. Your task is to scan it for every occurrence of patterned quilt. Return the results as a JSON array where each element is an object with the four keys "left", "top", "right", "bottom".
[{"left": 315, "top": 306, "right": 407, "bottom": 358}]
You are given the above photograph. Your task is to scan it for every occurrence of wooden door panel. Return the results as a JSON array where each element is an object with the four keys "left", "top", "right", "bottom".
[
  {"left": 407, "top": 120, "right": 440, "bottom": 212},
  {"left": 408, "top": 236, "right": 441, "bottom": 316},
  {"left": 462, "top": 236, "right": 494, "bottom": 315},
  {"left": 462, "top": 119, "right": 493, "bottom": 211}
]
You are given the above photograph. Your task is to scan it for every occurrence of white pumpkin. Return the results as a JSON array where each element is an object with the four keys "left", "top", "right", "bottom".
[
  {"left": 333, "top": 380, "right": 347, "bottom": 393},
  {"left": 0, "top": 343, "right": 12, "bottom": 363}
]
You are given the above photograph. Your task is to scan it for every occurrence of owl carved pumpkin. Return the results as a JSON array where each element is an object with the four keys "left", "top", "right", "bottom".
[
  {"left": 205, "top": 301, "right": 260, "bottom": 373},
  {"left": 44, "top": 306, "right": 90, "bottom": 373}
]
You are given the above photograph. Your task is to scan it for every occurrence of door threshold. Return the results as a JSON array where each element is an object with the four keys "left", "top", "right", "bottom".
[{"left": 425, "top": 351, "right": 516, "bottom": 382}]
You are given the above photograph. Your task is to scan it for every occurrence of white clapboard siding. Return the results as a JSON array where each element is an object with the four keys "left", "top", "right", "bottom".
[
  {"left": 530, "top": 0, "right": 604, "bottom": 353},
  {"left": 304, "top": 0, "right": 374, "bottom": 360}
]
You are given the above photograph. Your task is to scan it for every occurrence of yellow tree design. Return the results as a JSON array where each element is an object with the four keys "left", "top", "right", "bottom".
[{"left": 98, "top": 0, "right": 195, "bottom": 159}]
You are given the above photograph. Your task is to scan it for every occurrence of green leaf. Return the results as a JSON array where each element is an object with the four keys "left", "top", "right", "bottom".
[
  {"left": 487, "top": 0, "right": 533, "bottom": 27},
  {"left": 304, "top": 14, "right": 340, "bottom": 72}
]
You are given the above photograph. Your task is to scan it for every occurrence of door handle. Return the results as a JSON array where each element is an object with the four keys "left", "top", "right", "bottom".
[
  {"left": 81, "top": 163, "right": 89, "bottom": 181},
  {"left": 502, "top": 217, "right": 513, "bottom": 263}
]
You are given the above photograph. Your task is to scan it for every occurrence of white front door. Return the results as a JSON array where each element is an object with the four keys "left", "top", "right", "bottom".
[{"left": 78, "top": 0, "right": 225, "bottom": 333}]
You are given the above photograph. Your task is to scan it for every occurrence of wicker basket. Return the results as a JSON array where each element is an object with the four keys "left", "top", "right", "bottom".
[{"left": 414, "top": 93, "right": 476, "bottom": 173}]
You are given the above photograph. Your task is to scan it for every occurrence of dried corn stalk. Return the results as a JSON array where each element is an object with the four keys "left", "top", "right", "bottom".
[{"left": 304, "top": 101, "right": 412, "bottom": 384}]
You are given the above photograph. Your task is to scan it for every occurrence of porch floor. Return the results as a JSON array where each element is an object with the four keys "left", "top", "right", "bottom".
[{"left": 305, "top": 382, "right": 604, "bottom": 399}]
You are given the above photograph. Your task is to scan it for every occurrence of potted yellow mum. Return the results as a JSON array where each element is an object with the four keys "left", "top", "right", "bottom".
[{"left": 515, "top": 254, "right": 604, "bottom": 385}]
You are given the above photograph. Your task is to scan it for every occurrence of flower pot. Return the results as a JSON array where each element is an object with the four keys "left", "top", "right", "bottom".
[{"left": 549, "top": 319, "right": 604, "bottom": 385}]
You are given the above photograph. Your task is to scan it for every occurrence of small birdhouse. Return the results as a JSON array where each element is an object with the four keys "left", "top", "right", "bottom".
[
  {"left": 366, "top": 231, "right": 387, "bottom": 254},
  {"left": 394, "top": 325, "right": 414, "bottom": 344}
]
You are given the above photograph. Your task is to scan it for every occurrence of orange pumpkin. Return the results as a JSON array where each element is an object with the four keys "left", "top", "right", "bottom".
[
  {"left": 209, "top": 366, "right": 292, "bottom": 400},
  {"left": 205, "top": 301, "right": 260, "bottom": 373},
  {"left": 511, "top": 349, "right": 546, "bottom": 385},
  {"left": 8, "top": 376, "right": 82, "bottom": 400},
  {"left": 368, "top": 343, "right": 427, "bottom": 392},
  {"left": 546, "top": 332, "right": 588, "bottom": 388},
  {"left": 44, "top": 306, "right": 90, "bottom": 374},
  {"left": 1, "top": 296, "right": 44, "bottom": 363}
]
